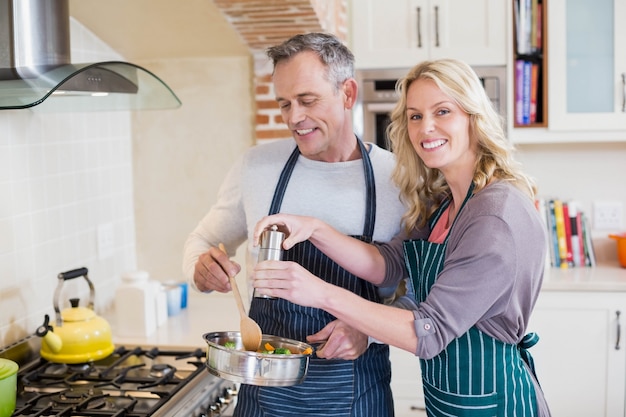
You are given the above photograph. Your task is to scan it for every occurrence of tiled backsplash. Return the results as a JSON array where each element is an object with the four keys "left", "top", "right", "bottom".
[{"left": 0, "top": 19, "right": 137, "bottom": 348}]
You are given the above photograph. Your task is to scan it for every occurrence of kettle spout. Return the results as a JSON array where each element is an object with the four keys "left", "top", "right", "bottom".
[{"left": 35, "top": 314, "right": 63, "bottom": 353}]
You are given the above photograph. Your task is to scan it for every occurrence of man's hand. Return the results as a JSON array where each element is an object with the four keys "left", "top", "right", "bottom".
[
  {"left": 308, "top": 320, "right": 369, "bottom": 360},
  {"left": 193, "top": 246, "right": 241, "bottom": 292}
]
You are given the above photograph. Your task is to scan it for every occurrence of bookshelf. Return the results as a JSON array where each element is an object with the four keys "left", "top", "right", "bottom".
[{"left": 512, "top": 0, "right": 547, "bottom": 128}]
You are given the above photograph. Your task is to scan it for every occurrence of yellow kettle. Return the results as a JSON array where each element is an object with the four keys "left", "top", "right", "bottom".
[{"left": 38, "top": 267, "right": 114, "bottom": 363}]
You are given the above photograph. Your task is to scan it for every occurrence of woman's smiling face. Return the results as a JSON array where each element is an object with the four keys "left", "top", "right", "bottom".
[{"left": 405, "top": 78, "right": 475, "bottom": 177}]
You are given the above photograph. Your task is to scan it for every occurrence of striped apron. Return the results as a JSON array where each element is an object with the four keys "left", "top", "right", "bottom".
[
  {"left": 234, "top": 139, "right": 394, "bottom": 417},
  {"left": 403, "top": 185, "right": 540, "bottom": 417}
]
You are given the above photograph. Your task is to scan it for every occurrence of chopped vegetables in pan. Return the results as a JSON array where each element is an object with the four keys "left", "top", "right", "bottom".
[{"left": 221, "top": 340, "right": 313, "bottom": 355}]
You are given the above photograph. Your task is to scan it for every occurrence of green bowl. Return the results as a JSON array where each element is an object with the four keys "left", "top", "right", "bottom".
[{"left": 0, "top": 358, "right": 18, "bottom": 417}]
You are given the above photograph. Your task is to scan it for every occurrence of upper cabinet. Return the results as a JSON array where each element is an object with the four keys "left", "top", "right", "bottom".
[
  {"left": 547, "top": 0, "right": 626, "bottom": 132},
  {"left": 349, "top": 0, "right": 507, "bottom": 69},
  {"left": 509, "top": 0, "right": 626, "bottom": 143}
]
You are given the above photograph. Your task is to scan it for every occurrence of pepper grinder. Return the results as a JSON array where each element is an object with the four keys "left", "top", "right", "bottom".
[{"left": 254, "top": 224, "right": 285, "bottom": 299}]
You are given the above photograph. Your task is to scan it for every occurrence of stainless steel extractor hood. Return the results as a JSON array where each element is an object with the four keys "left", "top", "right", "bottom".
[{"left": 0, "top": 0, "right": 181, "bottom": 111}]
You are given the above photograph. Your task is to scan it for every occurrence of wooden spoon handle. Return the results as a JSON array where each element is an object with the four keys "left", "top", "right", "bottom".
[
  {"left": 219, "top": 243, "right": 247, "bottom": 317},
  {"left": 229, "top": 275, "right": 247, "bottom": 317}
]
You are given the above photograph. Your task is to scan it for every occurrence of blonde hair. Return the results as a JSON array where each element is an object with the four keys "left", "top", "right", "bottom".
[{"left": 387, "top": 59, "right": 537, "bottom": 231}]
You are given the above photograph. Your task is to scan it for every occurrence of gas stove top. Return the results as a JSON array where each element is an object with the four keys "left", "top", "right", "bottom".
[{"left": 4, "top": 339, "right": 237, "bottom": 417}]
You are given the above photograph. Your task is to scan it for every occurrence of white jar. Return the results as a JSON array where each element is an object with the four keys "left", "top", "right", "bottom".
[
  {"left": 115, "top": 270, "right": 157, "bottom": 337},
  {"left": 164, "top": 284, "right": 182, "bottom": 316},
  {"left": 151, "top": 280, "right": 168, "bottom": 326}
]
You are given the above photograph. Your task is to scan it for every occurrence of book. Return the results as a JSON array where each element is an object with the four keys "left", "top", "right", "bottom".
[
  {"left": 521, "top": 60, "right": 532, "bottom": 124},
  {"left": 522, "top": 0, "right": 532, "bottom": 54},
  {"left": 530, "top": 0, "right": 539, "bottom": 52},
  {"left": 561, "top": 202, "right": 574, "bottom": 267},
  {"left": 529, "top": 63, "right": 539, "bottom": 123},
  {"left": 546, "top": 199, "right": 560, "bottom": 267},
  {"left": 552, "top": 199, "right": 569, "bottom": 269},
  {"left": 535, "top": 2, "right": 543, "bottom": 53},
  {"left": 515, "top": 0, "right": 525, "bottom": 54},
  {"left": 515, "top": 60, "right": 526, "bottom": 125},
  {"left": 536, "top": 198, "right": 552, "bottom": 269},
  {"left": 568, "top": 201, "right": 583, "bottom": 267},
  {"left": 575, "top": 209, "right": 586, "bottom": 266},
  {"left": 514, "top": 0, "right": 521, "bottom": 52},
  {"left": 581, "top": 213, "right": 597, "bottom": 267}
]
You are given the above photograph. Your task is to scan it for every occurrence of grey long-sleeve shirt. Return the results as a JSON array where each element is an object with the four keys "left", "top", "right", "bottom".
[{"left": 183, "top": 139, "right": 406, "bottom": 298}]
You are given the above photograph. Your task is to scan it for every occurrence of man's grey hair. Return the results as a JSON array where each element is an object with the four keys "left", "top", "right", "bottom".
[{"left": 266, "top": 32, "right": 355, "bottom": 90}]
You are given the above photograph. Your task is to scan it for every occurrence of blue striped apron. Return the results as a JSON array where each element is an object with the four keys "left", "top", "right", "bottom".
[
  {"left": 403, "top": 185, "right": 540, "bottom": 417},
  {"left": 234, "top": 139, "right": 394, "bottom": 417}
]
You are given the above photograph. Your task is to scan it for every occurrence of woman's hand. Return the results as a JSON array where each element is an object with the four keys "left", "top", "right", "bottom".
[
  {"left": 253, "top": 214, "right": 320, "bottom": 250},
  {"left": 252, "top": 259, "right": 328, "bottom": 308}
]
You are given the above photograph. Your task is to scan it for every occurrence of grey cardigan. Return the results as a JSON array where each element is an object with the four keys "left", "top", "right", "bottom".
[{"left": 376, "top": 181, "right": 547, "bottom": 359}]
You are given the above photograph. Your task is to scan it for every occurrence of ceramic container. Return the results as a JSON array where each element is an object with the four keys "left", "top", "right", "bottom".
[{"left": 0, "top": 358, "right": 18, "bottom": 417}]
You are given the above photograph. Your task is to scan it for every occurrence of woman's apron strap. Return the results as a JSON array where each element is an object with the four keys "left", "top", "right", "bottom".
[{"left": 518, "top": 332, "right": 540, "bottom": 382}]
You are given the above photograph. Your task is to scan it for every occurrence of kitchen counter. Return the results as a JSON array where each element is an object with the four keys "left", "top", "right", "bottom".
[
  {"left": 105, "top": 264, "right": 626, "bottom": 347},
  {"left": 541, "top": 262, "right": 626, "bottom": 292},
  {"left": 106, "top": 292, "right": 240, "bottom": 348}
]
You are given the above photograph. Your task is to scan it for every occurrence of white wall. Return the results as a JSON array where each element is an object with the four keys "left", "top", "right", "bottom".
[
  {"left": 0, "top": 20, "right": 254, "bottom": 348},
  {"left": 0, "top": 21, "right": 136, "bottom": 347},
  {"left": 516, "top": 141, "right": 626, "bottom": 263},
  {"left": 131, "top": 57, "right": 254, "bottom": 283}
]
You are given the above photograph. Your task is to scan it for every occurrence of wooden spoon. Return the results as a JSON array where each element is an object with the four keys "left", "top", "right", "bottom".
[{"left": 219, "top": 243, "right": 262, "bottom": 351}]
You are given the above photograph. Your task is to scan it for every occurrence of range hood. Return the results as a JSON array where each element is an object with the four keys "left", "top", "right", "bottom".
[{"left": 0, "top": 0, "right": 181, "bottom": 112}]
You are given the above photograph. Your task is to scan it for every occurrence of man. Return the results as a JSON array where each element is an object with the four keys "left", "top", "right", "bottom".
[{"left": 183, "top": 32, "right": 405, "bottom": 416}]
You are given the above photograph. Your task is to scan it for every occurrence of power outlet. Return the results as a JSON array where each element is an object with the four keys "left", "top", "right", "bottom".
[
  {"left": 593, "top": 201, "right": 624, "bottom": 230},
  {"left": 97, "top": 223, "right": 115, "bottom": 260}
]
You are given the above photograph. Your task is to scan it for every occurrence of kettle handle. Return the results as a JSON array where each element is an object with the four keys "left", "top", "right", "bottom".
[
  {"left": 53, "top": 267, "right": 95, "bottom": 327},
  {"left": 59, "top": 267, "right": 89, "bottom": 280}
]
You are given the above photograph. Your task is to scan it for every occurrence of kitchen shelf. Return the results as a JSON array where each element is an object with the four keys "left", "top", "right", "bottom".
[{"left": 512, "top": 0, "right": 548, "bottom": 128}]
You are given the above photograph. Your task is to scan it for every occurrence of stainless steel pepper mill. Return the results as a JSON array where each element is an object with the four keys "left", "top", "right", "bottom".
[{"left": 254, "top": 224, "right": 285, "bottom": 299}]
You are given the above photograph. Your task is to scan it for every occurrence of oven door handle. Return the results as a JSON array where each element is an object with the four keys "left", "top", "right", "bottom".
[{"left": 365, "top": 102, "right": 397, "bottom": 113}]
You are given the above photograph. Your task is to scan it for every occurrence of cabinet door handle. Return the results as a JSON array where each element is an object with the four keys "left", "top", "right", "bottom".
[
  {"left": 434, "top": 6, "right": 440, "bottom": 47},
  {"left": 416, "top": 7, "right": 422, "bottom": 48},
  {"left": 616, "top": 310, "right": 622, "bottom": 350},
  {"left": 622, "top": 72, "right": 626, "bottom": 113}
]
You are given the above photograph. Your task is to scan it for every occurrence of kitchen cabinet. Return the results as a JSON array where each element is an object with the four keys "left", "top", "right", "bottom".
[
  {"left": 527, "top": 290, "right": 626, "bottom": 417},
  {"left": 349, "top": 0, "right": 507, "bottom": 69},
  {"left": 547, "top": 0, "right": 626, "bottom": 133},
  {"left": 390, "top": 346, "right": 426, "bottom": 417},
  {"left": 509, "top": 0, "right": 626, "bottom": 143}
]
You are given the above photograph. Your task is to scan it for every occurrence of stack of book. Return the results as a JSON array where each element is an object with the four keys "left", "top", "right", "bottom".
[
  {"left": 514, "top": 0, "right": 543, "bottom": 126},
  {"left": 536, "top": 198, "right": 596, "bottom": 268},
  {"left": 515, "top": 60, "right": 540, "bottom": 125},
  {"left": 514, "top": 0, "right": 543, "bottom": 56}
]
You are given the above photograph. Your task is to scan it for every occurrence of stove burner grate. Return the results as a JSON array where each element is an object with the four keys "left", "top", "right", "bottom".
[{"left": 10, "top": 344, "right": 235, "bottom": 417}]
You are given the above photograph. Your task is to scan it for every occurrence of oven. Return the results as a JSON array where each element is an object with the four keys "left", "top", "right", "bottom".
[
  {"left": 354, "top": 66, "right": 507, "bottom": 150},
  {"left": 2, "top": 337, "right": 237, "bottom": 417}
]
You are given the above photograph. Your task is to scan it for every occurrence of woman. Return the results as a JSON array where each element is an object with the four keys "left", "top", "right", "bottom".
[{"left": 252, "top": 59, "right": 551, "bottom": 416}]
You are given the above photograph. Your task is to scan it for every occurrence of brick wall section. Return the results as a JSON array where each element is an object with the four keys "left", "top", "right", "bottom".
[{"left": 213, "top": 0, "right": 348, "bottom": 142}]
